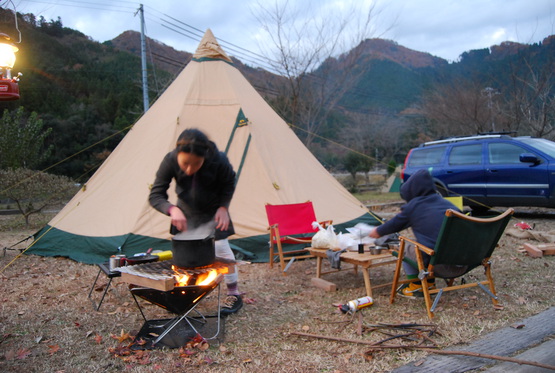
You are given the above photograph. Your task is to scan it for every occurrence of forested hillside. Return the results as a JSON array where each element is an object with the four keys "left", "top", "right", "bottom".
[
  {"left": 1, "top": 8, "right": 553, "bottom": 181},
  {"left": 0, "top": 9, "right": 171, "bottom": 179}
]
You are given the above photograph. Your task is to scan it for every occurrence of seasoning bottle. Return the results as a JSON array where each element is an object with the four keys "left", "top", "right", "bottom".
[
  {"left": 339, "top": 296, "right": 374, "bottom": 314},
  {"left": 358, "top": 243, "right": 365, "bottom": 254}
]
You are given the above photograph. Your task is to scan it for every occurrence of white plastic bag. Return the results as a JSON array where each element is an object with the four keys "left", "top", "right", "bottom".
[
  {"left": 345, "top": 222, "right": 376, "bottom": 240},
  {"left": 336, "top": 232, "right": 357, "bottom": 251},
  {"left": 312, "top": 223, "right": 338, "bottom": 249},
  {"left": 345, "top": 223, "right": 377, "bottom": 248}
]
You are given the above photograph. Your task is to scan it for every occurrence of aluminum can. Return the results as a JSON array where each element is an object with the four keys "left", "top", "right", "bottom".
[
  {"left": 109, "top": 255, "right": 118, "bottom": 271},
  {"left": 109, "top": 255, "right": 126, "bottom": 270},
  {"left": 116, "top": 254, "right": 126, "bottom": 266},
  {"left": 339, "top": 296, "right": 374, "bottom": 314}
]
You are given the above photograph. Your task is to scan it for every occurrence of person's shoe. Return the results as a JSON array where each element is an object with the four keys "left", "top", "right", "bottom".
[
  {"left": 220, "top": 294, "right": 243, "bottom": 315},
  {"left": 397, "top": 282, "right": 435, "bottom": 298}
]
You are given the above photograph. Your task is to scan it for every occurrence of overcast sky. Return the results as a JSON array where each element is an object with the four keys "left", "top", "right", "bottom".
[{"left": 10, "top": 0, "right": 555, "bottom": 67}]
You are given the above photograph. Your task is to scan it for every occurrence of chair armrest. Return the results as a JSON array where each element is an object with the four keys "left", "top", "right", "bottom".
[
  {"left": 399, "top": 236, "right": 435, "bottom": 256},
  {"left": 283, "top": 236, "right": 313, "bottom": 244},
  {"left": 319, "top": 220, "right": 333, "bottom": 227}
]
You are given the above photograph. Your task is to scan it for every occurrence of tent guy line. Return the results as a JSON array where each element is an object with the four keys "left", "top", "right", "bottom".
[{"left": 0, "top": 201, "right": 78, "bottom": 273}]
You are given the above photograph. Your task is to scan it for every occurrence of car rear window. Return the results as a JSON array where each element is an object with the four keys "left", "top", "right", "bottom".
[
  {"left": 448, "top": 144, "right": 482, "bottom": 165},
  {"left": 408, "top": 147, "right": 445, "bottom": 166}
]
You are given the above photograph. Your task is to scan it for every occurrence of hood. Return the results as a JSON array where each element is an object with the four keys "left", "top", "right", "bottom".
[{"left": 400, "top": 169, "right": 436, "bottom": 202}]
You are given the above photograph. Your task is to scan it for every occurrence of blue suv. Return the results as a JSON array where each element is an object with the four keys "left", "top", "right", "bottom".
[{"left": 401, "top": 134, "right": 555, "bottom": 212}]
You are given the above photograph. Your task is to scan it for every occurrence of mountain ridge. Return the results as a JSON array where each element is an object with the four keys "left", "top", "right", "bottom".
[{"left": 1, "top": 7, "right": 554, "bottom": 179}]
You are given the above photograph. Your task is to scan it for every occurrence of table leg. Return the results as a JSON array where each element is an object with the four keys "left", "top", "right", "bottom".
[
  {"left": 316, "top": 256, "right": 322, "bottom": 278},
  {"left": 362, "top": 267, "right": 373, "bottom": 298}
]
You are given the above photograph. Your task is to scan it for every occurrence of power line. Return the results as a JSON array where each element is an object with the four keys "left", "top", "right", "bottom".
[
  {"left": 156, "top": 12, "right": 259, "bottom": 59},
  {"left": 19, "top": 0, "right": 282, "bottom": 73},
  {"left": 149, "top": 51, "right": 186, "bottom": 68},
  {"left": 19, "top": 0, "right": 136, "bottom": 14},
  {"left": 149, "top": 15, "right": 277, "bottom": 72},
  {"left": 158, "top": 22, "right": 201, "bottom": 43},
  {"left": 18, "top": 0, "right": 384, "bottom": 114}
]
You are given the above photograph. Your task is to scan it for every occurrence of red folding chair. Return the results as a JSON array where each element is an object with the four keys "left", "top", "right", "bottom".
[{"left": 265, "top": 201, "right": 331, "bottom": 274}]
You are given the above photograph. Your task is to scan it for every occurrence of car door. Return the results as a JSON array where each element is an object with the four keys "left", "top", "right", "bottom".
[
  {"left": 485, "top": 142, "right": 550, "bottom": 205},
  {"left": 439, "top": 143, "right": 486, "bottom": 198}
]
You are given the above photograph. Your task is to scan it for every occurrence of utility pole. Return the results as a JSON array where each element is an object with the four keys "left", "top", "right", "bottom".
[
  {"left": 483, "top": 87, "right": 498, "bottom": 132},
  {"left": 137, "top": 4, "right": 149, "bottom": 112}
]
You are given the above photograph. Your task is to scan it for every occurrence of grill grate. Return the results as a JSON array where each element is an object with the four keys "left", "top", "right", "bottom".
[{"left": 116, "top": 258, "right": 234, "bottom": 281}]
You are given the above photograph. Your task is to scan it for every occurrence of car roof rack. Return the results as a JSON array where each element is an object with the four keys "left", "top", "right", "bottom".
[{"left": 421, "top": 132, "right": 517, "bottom": 147}]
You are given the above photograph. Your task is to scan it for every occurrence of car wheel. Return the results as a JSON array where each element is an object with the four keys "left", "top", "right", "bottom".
[{"left": 470, "top": 205, "right": 490, "bottom": 215}]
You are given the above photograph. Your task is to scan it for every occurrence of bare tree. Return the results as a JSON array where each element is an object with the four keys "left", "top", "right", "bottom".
[
  {"left": 0, "top": 168, "right": 77, "bottom": 225},
  {"left": 253, "top": 0, "right": 387, "bottom": 148},
  {"left": 504, "top": 58, "right": 555, "bottom": 139},
  {"left": 418, "top": 77, "right": 513, "bottom": 137},
  {"left": 340, "top": 111, "right": 410, "bottom": 168}
]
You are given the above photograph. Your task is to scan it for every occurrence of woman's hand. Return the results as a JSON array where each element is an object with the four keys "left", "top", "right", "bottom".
[
  {"left": 169, "top": 206, "right": 187, "bottom": 232},
  {"left": 214, "top": 206, "right": 230, "bottom": 231},
  {"left": 369, "top": 227, "right": 381, "bottom": 239}
]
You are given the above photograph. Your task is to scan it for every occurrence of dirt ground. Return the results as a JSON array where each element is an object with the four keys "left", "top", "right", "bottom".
[{"left": 1, "top": 207, "right": 554, "bottom": 372}]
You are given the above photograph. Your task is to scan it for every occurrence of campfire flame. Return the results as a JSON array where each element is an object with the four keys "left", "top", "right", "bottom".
[{"left": 172, "top": 266, "right": 228, "bottom": 287}]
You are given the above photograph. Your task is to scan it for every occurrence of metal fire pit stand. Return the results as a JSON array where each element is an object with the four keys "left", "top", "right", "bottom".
[{"left": 129, "top": 276, "right": 224, "bottom": 348}]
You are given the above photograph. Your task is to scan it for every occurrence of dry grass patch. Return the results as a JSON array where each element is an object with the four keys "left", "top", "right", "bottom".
[{"left": 1, "top": 211, "right": 554, "bottom": 372}]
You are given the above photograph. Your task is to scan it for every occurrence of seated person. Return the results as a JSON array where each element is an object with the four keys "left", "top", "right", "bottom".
[{"left": 369, "top": 169, "right": 461, "bottom": 298}]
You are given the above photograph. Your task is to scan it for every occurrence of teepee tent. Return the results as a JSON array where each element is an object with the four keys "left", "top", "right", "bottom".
[{"left": 29, "top": 30, "right": 381, "bottom": 264}]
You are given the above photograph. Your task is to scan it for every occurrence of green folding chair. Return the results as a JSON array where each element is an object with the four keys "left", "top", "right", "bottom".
[{"left": 390, "top": 208, "right": 514, "bottom": 319}]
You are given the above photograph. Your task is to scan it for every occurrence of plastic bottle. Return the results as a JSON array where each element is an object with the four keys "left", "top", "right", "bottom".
[
  {"left": 339, "top": 296, "right": 374, "bottom": 314},
  {"left": 153, "top": 250, "right": 173, "bottom": 261}
]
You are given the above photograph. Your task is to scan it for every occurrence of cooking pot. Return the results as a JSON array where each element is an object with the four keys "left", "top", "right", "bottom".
[
  {"left": 171, "top": 236, "right": 215, "bottom": 268},
  {"left": 124, "top": 254, "right": 159, "bottom": 265},
  {"left": 369, "top": 246, "right": 387, "bottom": 255}
]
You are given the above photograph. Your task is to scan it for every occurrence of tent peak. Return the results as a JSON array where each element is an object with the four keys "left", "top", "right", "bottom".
[{"left": 193, "top": 29, "right": 233, "bottom": 63}]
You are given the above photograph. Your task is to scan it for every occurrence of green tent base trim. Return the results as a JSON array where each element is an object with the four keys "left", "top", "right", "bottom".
[
  {"left": 28, "top": 213, "right": 382, "bottom": 265},
  {"left": 28, "top": 225, "right": 173, "bottom": 265},
  {"left": 231, "top": 212, "right": 383, "bottom": 263}
]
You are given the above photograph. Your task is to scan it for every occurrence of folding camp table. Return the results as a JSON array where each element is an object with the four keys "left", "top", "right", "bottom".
[
  {"left": 88, "top": 262, "right": 121, "bottom": 311},
  {"left": 309, "top": 248, "right": 397, "bottom": 297}
]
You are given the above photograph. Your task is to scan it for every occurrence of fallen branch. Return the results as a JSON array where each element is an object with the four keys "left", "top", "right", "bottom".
[
  {"left": 291, "top": 332, "right": 555, "bottom": 371},
  {"left": 290, "top": 331, "right": 433, "bottom": 348}
]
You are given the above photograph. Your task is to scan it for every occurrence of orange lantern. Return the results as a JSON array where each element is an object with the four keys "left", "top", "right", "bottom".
[{"left": 0, "top": 33, "right": 21, "bottom": 101}]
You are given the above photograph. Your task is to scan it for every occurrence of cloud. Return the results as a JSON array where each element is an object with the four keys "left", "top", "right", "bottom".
[{"left": 14, "top": 0, "right": 555, "bottom": 64}]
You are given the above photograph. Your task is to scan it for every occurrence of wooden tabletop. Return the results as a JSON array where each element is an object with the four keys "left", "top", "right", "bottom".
[{"left": 308, "top": 247, "right": 394, "bottom": 265}]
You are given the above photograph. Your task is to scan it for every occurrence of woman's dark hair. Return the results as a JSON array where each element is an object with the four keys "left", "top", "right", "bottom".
[{"left": 175, "top": 128, "right": 216, "bottom": 157}]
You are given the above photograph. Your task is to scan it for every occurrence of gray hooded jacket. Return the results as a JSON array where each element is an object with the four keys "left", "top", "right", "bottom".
[{"left": 376, "top": 169, "right": 460, "bottom": 249}]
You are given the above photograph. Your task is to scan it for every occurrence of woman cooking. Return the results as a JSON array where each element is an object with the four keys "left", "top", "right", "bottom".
[{"left": 149, "top": 128, "right": 242, "bottom": 315}]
